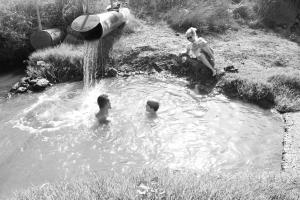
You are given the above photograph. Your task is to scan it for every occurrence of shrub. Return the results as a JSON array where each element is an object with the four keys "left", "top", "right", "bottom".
[
  {"left": 256, "top": 0, "right": 299, "bottom": 28},
  {"left": 128, "top": 0, "right": 233, "bottom": 34},
  {"left": 233, "top": 5, "right": 255, "bottom": 20},
  {"left": 167, "top": 0, "right": 232, "bottom": 33},
  {"left": 26, "top": 44, "right": 84, "bottom": 83},
  {"left": 0, "top": 0, "right": 113, "bottom": 72},
  {"left": 220, "top": 71, "right": 300, "bottom": 112},
  {"left": 220, "top": 76, "right": 275, "bottom": 108},
  {"left": 268, "top": 72, "right": 300, "bottom": 112}
]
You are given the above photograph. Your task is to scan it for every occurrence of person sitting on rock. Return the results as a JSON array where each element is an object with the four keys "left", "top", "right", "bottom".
[
  {"left": 182, "top": 27, "right": 216, "bottom": 77},
  {"left": 96, "top": 94, "right": 111, "bottom": 123},
  {"left": 146, "top": 100, "right": 159, "bottom": 114}
]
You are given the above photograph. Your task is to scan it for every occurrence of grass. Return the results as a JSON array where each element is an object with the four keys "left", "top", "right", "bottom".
[
  {"left": 219, "top": 70, "right": 300, "bottom": 113},
  {"left": 128, "top": 0, "right": 234, "bottom": 34},
  {"left": 268, "top": 72, "right": 300, "bottom": 112},
  {"left": 26, "top": 43, "right": 84, "bottom": 83},
  {"left": 11, "top": 169, "right": 300, "bottom": 200},
  {"left": 219, "top": 76, "right": 275, "bottom": 108},
  {"left": 256, "top": 0, "right": 299, "bottom": 29}
]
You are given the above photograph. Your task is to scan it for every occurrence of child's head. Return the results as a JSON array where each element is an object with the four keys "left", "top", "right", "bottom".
[
  {"left": 185, "top": 27, "right": 197, "bottom": 42},
  {"left": 146, "top": 100, "right": 159, "bottom": 113},
  {"left": 97, "top": 94, "right": 111, "bottom": 110}
]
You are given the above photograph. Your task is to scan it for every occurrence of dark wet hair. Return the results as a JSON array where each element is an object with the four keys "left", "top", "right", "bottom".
[
  {"left": 97, "top": 94, "right": 109, "bottom": 109},
  {"left": 147, "top": 100, "right": 159, "bottom": 111}
]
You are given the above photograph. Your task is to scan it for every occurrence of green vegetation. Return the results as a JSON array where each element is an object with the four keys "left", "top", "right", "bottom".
[
  {"left": 1, "top": 0, "right": 299, "bottom": 71},
  {"left": 26, "top": 43, "right": 83, "bottom": 83},
  {"left": 129, "top": 0, "right": 234, "bottom": 34},
  {"left": 11, "top": 169, "right": 300, "bottom": 200},
  {"left": 219, "top": 70, "right": 300, "bottom": 113},
  {"left": 0, "top": 0, "right": 108, "bottom": 72},
  {"left": 256, "top": 0, "right": 300, "bottom": 29}
]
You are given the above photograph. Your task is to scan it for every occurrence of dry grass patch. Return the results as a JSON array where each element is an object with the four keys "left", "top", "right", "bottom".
[{"left": 11, "top": 169, "right": 300, "bottom": 200}]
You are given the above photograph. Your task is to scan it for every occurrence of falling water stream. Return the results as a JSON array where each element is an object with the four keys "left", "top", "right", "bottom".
[
  {"left": 83, "top": 39, "right": 105, "bottom": 89},
  {"left": 0, "top": 73, "right": 282, "bottom": 198}
]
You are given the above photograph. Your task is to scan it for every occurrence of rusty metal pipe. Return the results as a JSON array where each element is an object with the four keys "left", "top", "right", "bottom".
[{"left": 71, "top": 8, "right": 129, "bottom": 40}]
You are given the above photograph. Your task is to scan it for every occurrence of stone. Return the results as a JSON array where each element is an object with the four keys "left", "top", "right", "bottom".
[
  {"left": 10, "top": 82, "right": 20, "bottom": 92},
  {"left": 36, "top": 78, "right": 49, "bottom": 87},
  {"left": 152, "top": 62, "right": 164, "bottom": 72},
  {"left": 106, "top": 68, "right": 118, "bottom": 77},
  {"left": 20, "top": 77, "right": 30, "bottom": 84},
  {"left": 224, "top": 65, "right": 239, "bottom": 73},
  {"left": 32, "top": 78, "right": 50, "bottom": 92},
  {"left": 29, "top": 79, "right": 38, "bottom": 85},
  {"left": 20, "top": 82, "right": 29, "bottom": 88},
  {"left": 37, "top": 61, "right": 46, "bottom": 66},
  {"left": 16, "top": 87, "right": 27, "bottom": 93}
]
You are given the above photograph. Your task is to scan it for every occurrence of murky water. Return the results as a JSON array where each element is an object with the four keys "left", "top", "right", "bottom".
[
  {"left": 0, "top": 72, "right": 23, "bottom": 103},
  {"left": 0, "top": 74, "right": 282, "bottom": 197}
]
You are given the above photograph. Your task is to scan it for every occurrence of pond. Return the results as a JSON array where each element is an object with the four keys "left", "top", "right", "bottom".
[{"left": 0, "top": 73, "right": 282, "bottom": 197}]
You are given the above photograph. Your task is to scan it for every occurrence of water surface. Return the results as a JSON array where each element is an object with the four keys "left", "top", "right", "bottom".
[{"left": 0, "top": 74, "right": 282, "bottom": 197}]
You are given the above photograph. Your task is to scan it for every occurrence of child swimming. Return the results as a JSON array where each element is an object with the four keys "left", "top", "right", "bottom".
[
  {"left": 146, "top": 100, "right": 159, "bottom": 114},
  {"left": 95, "top": 94, "right": 111, "bottom": 123}
]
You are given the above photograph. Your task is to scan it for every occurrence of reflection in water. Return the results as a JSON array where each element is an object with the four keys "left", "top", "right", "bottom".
[{"left": 0, "top": 74, "right": 282, "bottom": 197}]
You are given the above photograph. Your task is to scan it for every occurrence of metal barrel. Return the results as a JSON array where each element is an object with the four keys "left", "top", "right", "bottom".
[
  {"left": 30, "top": 28, "right": 65, "bottom": 50},
  {"left": 71, "top": 8, "right": 129, "bottom": 40}
]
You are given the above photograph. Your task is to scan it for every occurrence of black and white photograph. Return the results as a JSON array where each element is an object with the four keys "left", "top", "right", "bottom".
[{"left": 0, "top": 0, "right": 300, "bottom": 199}]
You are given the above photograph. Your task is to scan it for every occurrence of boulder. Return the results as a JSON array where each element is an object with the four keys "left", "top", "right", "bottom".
[
  {"left": 32, "top": 78, "right": 50, "bottom": 92},
  {"left": 16, "top": 87, "right": 28, "bottom": 93}
]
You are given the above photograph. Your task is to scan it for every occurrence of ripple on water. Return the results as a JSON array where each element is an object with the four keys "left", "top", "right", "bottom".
[{"left": 0, "top": 75, "right": 283, "bottom": 197}]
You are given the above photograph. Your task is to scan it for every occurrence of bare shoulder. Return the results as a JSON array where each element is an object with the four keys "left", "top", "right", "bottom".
[{"left": 196, "top": 37, "right": 208, "bottom": 45}]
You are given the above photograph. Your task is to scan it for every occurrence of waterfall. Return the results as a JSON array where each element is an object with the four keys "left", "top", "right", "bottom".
[{"left": 83, "top": 39, "right": 105, "bottom": 89}]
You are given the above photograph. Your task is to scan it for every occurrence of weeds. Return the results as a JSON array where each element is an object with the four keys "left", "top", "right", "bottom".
[
  {"left": 26, "top": 44, "right": 83, "bottom": 83},
  {"left": 220, "top": 70, "right": 300, "bottom": 112},
  {"left": 11, "top": 169, "right": 300, "bottom": 200},
  {"left": 256, "top": 0, "right": 299, "bottom": 29},
  {"left": 128, "top": 0, "right": 233, "bottom": 34}
]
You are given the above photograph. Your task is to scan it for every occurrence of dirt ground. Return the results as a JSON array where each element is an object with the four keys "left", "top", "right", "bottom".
[{"left": 112, "top": 21, "right": 300, "bottom": 79}]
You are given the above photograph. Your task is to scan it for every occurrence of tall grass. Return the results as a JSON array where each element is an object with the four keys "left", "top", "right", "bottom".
[
  {"left": 0, "top": 0, "right": 110, "bottom": 72},
  {"left": 268, "top": 72, "right": 300, "bottom": 112},
  {"left": 220, "top": 70, "right": 300, "bottom": 112},
  {"left": 128, "top": 0, "right": 233, "bottom": 34},
  {"left": 26, "top": 43, "right": 83, "bottom": 83},
  {"left": 11, "top": 169, "right": 300, "bottom": 200},
  {"left": 256, "top": 0, "right": 299, "bottom": 28}
]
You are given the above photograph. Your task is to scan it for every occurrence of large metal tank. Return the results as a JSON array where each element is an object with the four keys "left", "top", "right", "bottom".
[
  {"left": 30, "top": 28, "right": 65, "bottom": 50},
  {"left": 71, "top": 8, "right": 129, "bottom": 40}
]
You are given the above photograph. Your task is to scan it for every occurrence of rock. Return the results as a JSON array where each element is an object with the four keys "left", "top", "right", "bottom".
[
  {"left": 148, "top": 68, "right": 157, "bottom": 75},
  {"left": 123, "top": 73, "right": 130, "bottom": 77},
  {"left": 29, "top": 79, "right": 38, "bottom": 85},
  {"left": 20, "top": 82, "right": 29, "bottom": 88},
  {"left": 106, "top": 68, "right": 118, "bottom": 77},
  {"left": 10, "top": 82, "right": 20, "bottom": 92},
  {"left": 32, "top": 78, "right": 50, "bottom": 92},
  {"left": 20, "top": 77, "right": 30, "bottom": 84},
  {"left": 37, "top": 61, "right": 46, "bottom": 66},
  {"left": 250, "top": 31, "right": 258, "bottom": 35},
  {"left": 16, "top": 87, "right": 27, "bottom": 93},
  {"left": 224, "top": 65, "right": 239, "bottom": 73},
  {"left": 152, "top": 62, "right": 164, "bottom": 73}
]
